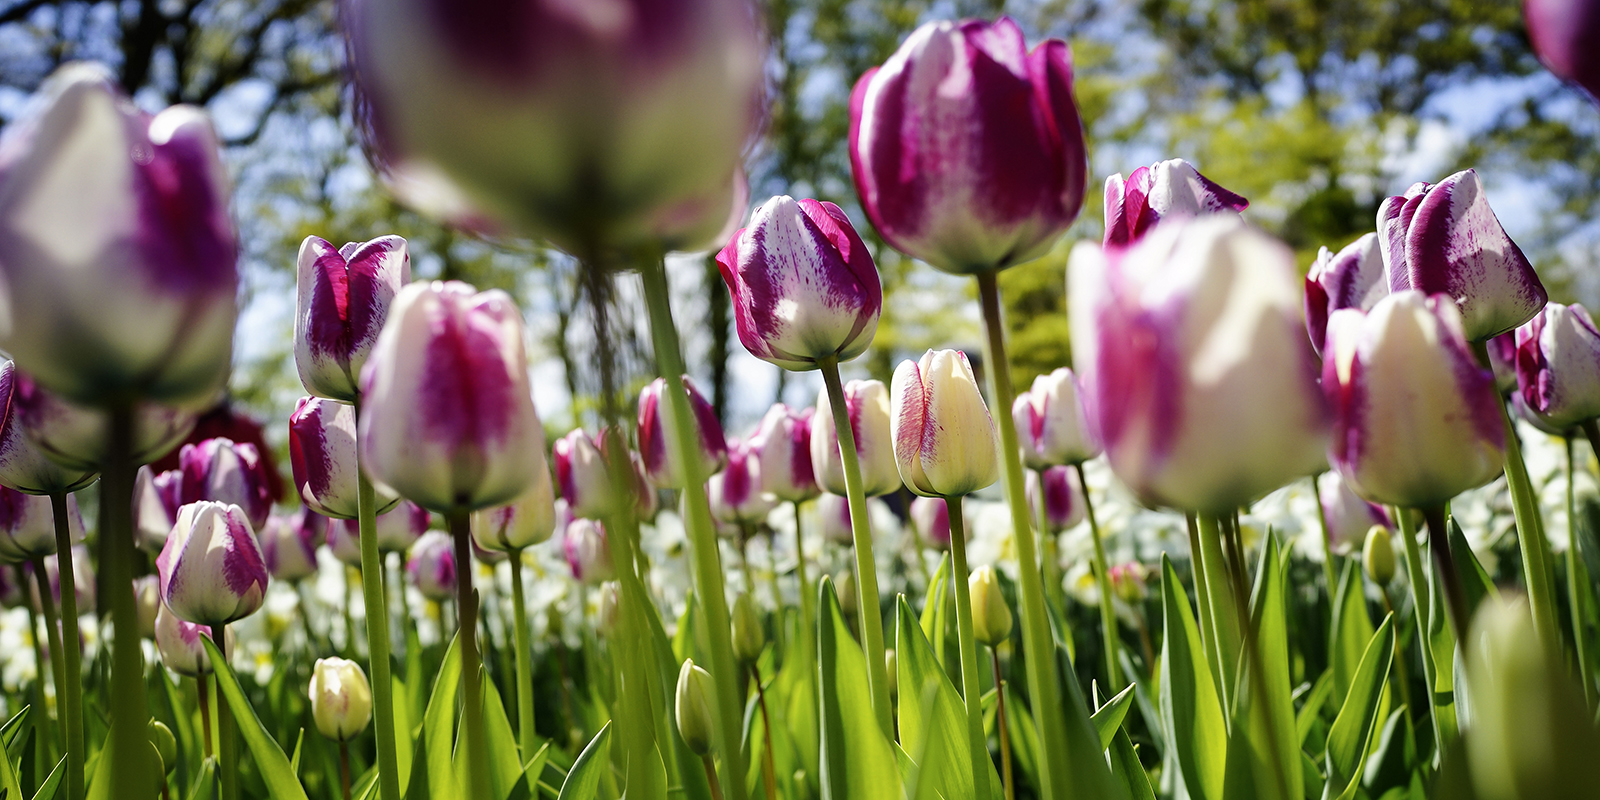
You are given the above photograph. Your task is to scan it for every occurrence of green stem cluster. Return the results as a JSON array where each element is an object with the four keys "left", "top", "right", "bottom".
[
  {"left": 1393, "top": 508, "right": 1449, "bottom": 756},
  {"left": 212, "top": 624, "right": 239, "bottom": 800}
]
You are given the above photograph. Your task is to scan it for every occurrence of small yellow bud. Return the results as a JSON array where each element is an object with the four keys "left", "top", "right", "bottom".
[
  {"left": 675, "top": 659, "right": 716, "bottom": 756},
  {"left": 1362, "top": 525, "right": 1395, "bottom": 588},
  {"left": 731, "top": 593, "right": 764, "bottom": 664},
  {"left": 310, "top": 657, "right": 373, "bottom": 742},
  {"left": 148, "top": 720, "right": 177, "bottom": 775},
  {"left": 970, "top": 565, "right": 1013, "bottom": 647}
]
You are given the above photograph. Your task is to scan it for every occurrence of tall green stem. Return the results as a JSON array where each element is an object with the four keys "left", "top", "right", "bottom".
[
  {"left": 1194, "top": 513, "right": 1239, "bottom": 711},
  {"left": 211, "top": 625, "right": 238, "bottom": 800},
  {"left": 946, "top": 497, "right": 993, "bottom": 800},
  {"left": 792, "top": 501, "right": 816, "bottom": 678},
  {"left": 1035, "top": 474, "right": 1066, "bottom": 613},
  {"left": 447, "top": 511, "right": 493, "bottom": 800},
  {"left": 816, "top": 356, "right": 893, "bottom": 737},
  {"left": 509, "top": 553, "right": 538, "bottom": 756},
  {"left": 101, "top": 405, "right": 152, "bottom": 800},
  {"left": 1567, "top": 438, "right": 1594, "bottom": 706},
  {"left": 352, "top": 404, "right": 401, "bottom": 800},
  {"left": 1310, "top": 475, "right": 1341, "bottom": 604},
  {"left": 1418, "top": 506, "right": 1468, "bottom": 640},
  {"left": 639, "top": 256, "right": 748, "bottom": 800},
  {"left": 21, "top": 566, "right": 53, "bottom": 785},
  {"left": 1185, "top": 514, "right": 1219, "bottom": 695},
  {"left": 48, "top": 492, "right": 83, "bottom": 800},
  {"left": 1394, "top": 508, "right": 1446, "bottom": 756},
  {"left": 1075, "top": 464, "right": 1121, "bottom": 691},
  {"left": 29, "top": 558, "right": 65, "bottom": 749}
]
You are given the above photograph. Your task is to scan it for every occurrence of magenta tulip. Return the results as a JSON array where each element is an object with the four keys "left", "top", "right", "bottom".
[
  {"left": 708, "top": 437, "right": 776, "bottom": 526},
  {"left": 1318, "top": 473, "right": 1391, "bottom": 555},
  {"left": 157, "top": 501, "right": 269, "bottom": 626},
  {"left": 1026, "top": 466, "right": 1085, "bottom": 534},
  {"left": 0, "top": 487, "right": 82, "bottom": 563},
  {"left": 154, "top": 604, "right": 232, "bottom": 677},
  {"left": 260, "top": 508, "right": 326, "bottom": 583},
  {"left": 0, "top": 362, "right": 96, "bottom": 495},
  {"left": 407, "top": 531, "right": 457, "bottom": 602},
  {"left": 1304, "top": 233, "right": 1387, "bottom": 356},
  {"left": 1514, "top": 303, "right": 1600, "bottom": 430},
  {"left": 295, "top": 235, "right": 411, "bottom": 401},
  {"left": 133, "top": 467, "right": 183, "bottom": 554},
  {"left": 179, "top": 438, "right": 274, "bottom": 531},
  {"left": 290, "top": 396, "right": 400, "bottom": 520},
  {"left": 563, "top": 518, "right": 613, "bottom": 584},
  {"left": 552, "top": 428, "right": 651, "bottom": 521},
  {"left": 890, "top": 349, "right": 1000, "bottom": 498},
  {"left": 910, "top": 496, "right": 967, "bottom": 550},
  {"left": 337, "top": 500, "right": 432, "bottom": 556},
  {"left": 1012, "top": 367, "right": 1100, "bottom": 468},
  {"left": 749, "top": 403, "right": 819, "bottom": 502},
  {"left": 1103, "top": 158, "right": 1248, "bottom": 248},
  {"left": 1525, "top": 0, "right": 1600, "bottom": 100},
  {"left": 637, "top": 376, "right": 728, "bottom": 490},
  {"left": 811, "top": 379, "right": 901, "bottom": 497}
]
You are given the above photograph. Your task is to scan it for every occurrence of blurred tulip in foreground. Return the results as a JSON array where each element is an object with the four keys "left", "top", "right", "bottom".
[
  {"left": 891, "top": 349, "right": 999, "bottom": 498},
  {"left": 1319, "top": 473, "right": 1392, "bottom": 555},
  {"left": 708, "top": 437, "right": 776, "bottom": 527},
  {"left": 750, "top": 404, "right": 818, "bottom": 502},
  {"left": 811, "top": 379, "right": 900, "bottom": 497},
  {"left": 1103, "top": 158, "right": 1248, "bottom": 248},
  {"left": 291, "top": 396, "right": 400, "bottom": 520},
  {"left": 295, "top": 235, "right": 410, "bottom": 402},
  {"left": 1025, "top": 466, "right": 1085, "bottom": 534},
  {"left": 638, "top": 376, "right": 728, "bottom": 490},
  {"left": 157, "top": 501, "right": 268, "bottom": 627},
  {"left": 1012, "top": 368, "right": 1099, "bottom": 469},
  {"left": 0, "top": 361, "right": 95, "bottom": 495},
  {"left": 1304, "top": 233, "right": 1387, "bottom": 356},
  {"left": 1524, "top": 0, "right": 1600, "bottom": 102},
  {"left": 1514, "top": 303, "right": 1600, "bottom": 430},
  {"left": 564, "top": 518, "right": 613, "bottom": 585},
  {"left": 14, "top": 376, "right": 195, "bottom": 471},
  {"left": 407, "top": 531, "right": 457, "bottom": 602},
  {"left": 310, "top": 657, "right": 373, "bottom": 742}
]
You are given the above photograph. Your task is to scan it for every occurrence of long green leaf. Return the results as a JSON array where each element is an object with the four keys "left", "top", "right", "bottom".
[
  {"left": 201, "top": 636, "right": 309, "bottom": 800},
  {"left": 1324, "top": 616, "right": 1395, "bottom": 797},
  {"left": 419, "top": 635, "right": 461, "bottom": 800},
  {"left": 555, "top": 723, "right": 611, "bottom": 800},
  {"left": 30, "top": 756, "right": 62, "bottom": 800},
  {"left": 919, "top": 554, "right": 951, "bottom": 671},
  {"left": 1447, "top": 518, "right": 1496, "bottom": 621},
  {"left": 185, "top": 759, "right": 217, "bottom": 800},
  {"left": 1091, "top": 684, "right": 1137, "bottom": 751},
  {"left": 1295, "top": 671, "right": 1334, "bottom": 749},
  {"left": 1328, "top": 563, "right": 1375, "bottom": 704},
  {"left": 817, "top": 578, "right": 902, "bottom": 800},
  {"left": 1224, "top": 535, "right": 1301, "bottom": 800},
  {"left": 392, "top": 674, "right": 413, "bottom": 797},
  {"left": 894, "top": 596, "right": 975, "bottom": 800},
  {"left": 1109, "top": 728, "right": 1156, "bottom": 800},
  {"left": 1159, "top": 556, "right": 1227, "bottom": 800}
]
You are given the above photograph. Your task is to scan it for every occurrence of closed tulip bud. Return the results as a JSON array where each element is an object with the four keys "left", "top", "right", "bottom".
[
  {"left": 910, "top": 496, "right": 967, "bottom": 550},
  {"left": 157, "top": 501, "right": 269, "bottom": 626},
  {"left": 1068, "top": 217, "right": 1330, "bottom": 513},
  {"left": 472, "top": 473, "right": 556, "bottom": 554},
  {"left": 359, "top": 281, "right": 544, "bottom": 513},
  {"left": 638, "top": 377, "right": 728, "bottom": 490},
  {"left": 892, "top": 349, "right": 1000, "bottom": 498},
  {"left": 14, "top": 375, "right": 196, "bottom": 471},
  {"left": 564, "top": 518, "right": 613, "bottom": 584},
  {"left": 969, "top": 565, "right": 1013, "bottom": 647},
  {"left": 0, "top": 487, "right": 81, "bottom": 563},
  {"left": 1026, "top": 466, "right": 1085, "bottom": 534},
  {"left": 1012, "top": 368, "right": 1100, "bottom": 469},
  {"left": 1514, "top": 303, "right": 1600, "bottom": 429},
  {"left": 595, "top": 581, "right": 622, "bottom": 637},
  {"left": 675, "top": 659, "right": 717, "bottom": 756},
  {"left": 811, "top": 379, "right": 900, "bottom": 496},
  {"left": 153, "top": 603, "right": 233, "bottom": 677},
  {"left": 1379, "top": 170, "right": 1546, "bottom": 341},
  {"left": 179, "top": 438, "right": 273, "bottom": 531},
  {"left": 1525, "top": 0, "right": 1600, "bottom": 102},
  {"left": 553, "top": 428, "right": 617, "bottom": 520},
  {"left": 1486, "top": 331, "right": 1520, "bottom": 393},
  {"left": 310, "top": 657, "right": 373, "bottom": 742},
  {"left": 716, "top": 196, "right": 882, "bottom": 370},
  {"left": 0, "top": 362, "right": 95, "bottom": 494},
  {"left": 407, "top": 531, "right": 457, "bottom": 602},
  {"left": 1319, "top": 473, "right": 1392, "bottom": 555},
  {"left": 1362, "top": 526, "right": 1396, "bottom": 588},
  {"left": 1323, "top": 291, "right": 1505, "bottom": 507},
  {"left": 149, "top": 720, "right": 177, "bottom": 775},
  {"left": 731, "top": 592, "right": 764, "bottom": 664},
  {"left": 1109, "top": 562, "right": 1150, "bottom": 604},
  {"left": 750, "top": 404, "right": 818, "bottom": 502},
  {"left": 135, "top": 575, "right": 161, "bottom": 638},
  {"left": 1103, "top": 159, "right": 1248, "bottom": 248},
  {"left": 1304, "top": 233, "right": 1388, "bottom": 356},
  {"left": 134, "top": 467, "right": 183, "bottom": 554},
  {"left": 295, "top": 236, "right": 410, "bottom": 401},
  {"left": 290, "top": 396, "right": 400, "bottom": 520},
  {"left": 815, "top": 493, "right": 856, "bottom": 544},
  {"left": 709, "top": 437, "right": 777, "bottom": 527},
  {"left": 851, "top": 18, "right": 1087, "bottom": 274},
  {"left": 0, "top": 64, "right": 238, "bottom": 408},
  {"left": 260, "top": 509, "right": 325, "bottom": 584}
]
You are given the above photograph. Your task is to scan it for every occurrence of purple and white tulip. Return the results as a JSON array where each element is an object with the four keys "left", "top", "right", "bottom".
[
  {"left": 1304, "top": 233, "right": 1388, "bottom": 356},
  {"left": 325, "top": 518, "right": 363, "bottom": 567},
  {"left": 850, "top": 17, "right": 1088, "bottom": 274},
  {"left": 336, "top": 500, "right": 432, "bottom": 556},
  {"left": 0, "top": 362, "right": 96, "bottom": 495},
  {"left": 563, "top": 518, "right": 613, "bottom": 584},
  {"left": 0, "top": 487, "right": 82, "bottom": 563},
  {"left": 1318, "top": 473, "right": 1392, "bottom": 555},
  {"left": 910, "top": 496, "right": 967, "bottom": 550},
  {"left": 750, "top": 403, "right": 819, "bottom": 502},
  {"left": 290, "top": 396, "right": 400, "bottom": 520},
  {"left": 552, "top": 428, "right": 629, "bottom": 521},
  {"left": 638, "top": 376, "right": 728, "bottom": 490},
  {"left": 815, "top": 493, "right": 856, "bottom": 544},
  {"left": 891, "top": 349, "right": 1000, "bottom": 497},
  {"left": 1323, "top": 291, "right": 1505, "bottom": 507},
  {"left": 1103, "top": 158, "right": 1248, "bottom": 248},
  {"left": 179, "top": 438, "right": 274, "bottom": 531},
  {"left": 1486, "top": 331, "right": 1520, "bottom": 393},
  {"left": 260, "top": 508, "right": 326, "bottom": 583},
  {"left": 295, "top": 235, "right": 411, "bottom": 402},
  {"left": 1514, "top": 303, "right": 1600, "bottom": 430},
  {"left": 472, "top": 466, "right": 556, "bottom": 554},
  {"left": 154, "top": 603, "right": 233, "bottom": 677},
  {"left": 1525, "top": 0, "right": 1600, "bottom": 101},
  {"left": 12, "top": 374, "right": 195, "bottom": 471},
  {"left": 1012, "top": 367, "right": 1100, "bottom": 468},
  {"left": 157, "top": 501, "right": 269, "bottom": 627},
  {"left": 133, "top": 467, "right": 183, "bottom": 554},
  {"left": 0, "top": 64, "right": 238, "bottom": 408},
  {"left": 1068, "top": 216, "right": 1330, "bottom": 513},
  {"left": 708, "top": 437, "right": 777, "bottom": 527},
  {"left": 715, "top": 196, "right": 882, "bottom": 370},
  {"left": 1026, "top": 466, "right": 1085, "bottom": 534},
  {"left": 811, "top": 379, "right": 901, "bottom": 497},
  {"left": 360, "top": 281, "right": 545, "bottom": 513},
  {"left": 1378, "top": 170, "right": 1546, "bottom": 342},
  {"left": 406, "top": 531, "right": 457, "bottom": 602}
]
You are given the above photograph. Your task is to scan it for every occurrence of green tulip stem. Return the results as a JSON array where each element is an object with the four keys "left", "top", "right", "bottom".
[
  {"left": 1310, "top": 474, "right": 1342, "bottom": 604},
  {"left": 352, "top": 401, "right": 402, "bottom": 800},
  {"left": 764, "top": 536, "right": 786, "bottom": 658},
  {"left": 639, "top": 255, "right": 749, "bottom": 800},
  {"left": 792, "top": 501, "right": 816, "bottom": 675},
  {"left": 702, "top": 754, "right": 725, "bottom": 800},
  {"left": 817, "top": 355, "right": 894, "bottom": 738},
  {"left": 1034, "top": 472, "right": 1066, "bottom": 612},
  {"left": 991, "top": 649, "right": 1014, "bottom": 800},
  {"left": 1194, "top": 513, "right": 1239, "bottom": 712},
  {"left": 1417, "top": 506, "right": 1468, "bottom": 639},
  {"left": 946, "top": 496, "right": 994, "bottom": 800},
  {"left": 338, "top": 740, "right": 352, "bottom": 800},
  {"left": 975, "top": 271, "right": 1070, "bottom": 798},
  {"left": 1184, "top": 514, "right": 1221, "bottom": 696},
  {"left": 508, "top": 551, "right": 538, "bottom": 756},
  {"left": 48, "top": 491, "right": 84, "bottom": 800},
  {"left": 446, "top": 511, "right": 493, "bottom": 800},
  {"left": 750, "top": 664, "right": 778, "bottom": 800},
  {"left": 101, "top": 404, "right": 152, "bottom": 800},
  {"left": 20, "top": 565, "right": 54, "bottom": 783},
  {"left": 1076, "top": 463, "right": 1122, "bottom": 692},
  {"left": 1566, "top": 437, "right": 1595, "bottom": 707},
  {"left": 1393, "top": 507, "right": 1446, "bottom": 757},
  {"left": 210, "top": 625, "right": 238, "bottom": 800},
  {"left": 196, "top": 676, "right": 213, "bottom": 759},
  {"left": 28, "top": 557, "right": 65, "bottom": 750},
  {"left": 389, "top": 555, "right": 412, "bottom": 661}
]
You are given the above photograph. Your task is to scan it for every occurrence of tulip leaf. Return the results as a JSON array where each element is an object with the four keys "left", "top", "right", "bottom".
[
  {"left": 391, "top": 675, "right": 413, "bottom": 797},
  {"left": 1295, "top": 670, "right": 1334, "bottom": 749},
  {"left": 1159, "top": 555, "right": 1227, "bottom": 800},
  {"left": 472, "top": 667, "right": 530, "bottom": 800},
  {"left": 1222, "top": 534, "right": 1301, "bottom": 800},
  {"left": 894, "top": 595, "right": 977, "bottom": 800},
  {"left": 920, "top": 553, "right": 951, "bottom": 669},
  {"left": 1110, "top": 728, "right": 1156, "bottom": 800},
  {"left": 30, "top": 755, "right": 62, "bottom": 800},
  {"left": 1090, "top": 683, "right": 1137, "bottom": 751},
  {"left": 0, "top": 707, "right": 28, "bottom": 751},
  {"left": 1324, "top": 616, "right": 1395, "bottom": 797},
  {"left": 1446, "top": 517, "right": 1496, "bottom": 620},
  {"left": 555, "top": 722, "right": 611, "bottom": 800},
  {"left": 201, "top": 635, "right": 309, "bottom": 800},
  {"left": 419, "top": 634, "right": 461, "bottom": 800},
  {"left": 1328, "top": 562, "right": 1375, "bottom": 705},
  {"left": 185, "top": 758, "right": 216, "bottom": 800},
  {"left": 817, "top": 578, "right": 902, "bottom": 800},
  {"left": 1001, "top": 681, "right": 1040, "bottom": 789},
  {"left": 1053, "top": 643, "right": 1133, "bottom": 800},
  {"left": 903, "top": 683, "right": 952, "bottom": 800}
]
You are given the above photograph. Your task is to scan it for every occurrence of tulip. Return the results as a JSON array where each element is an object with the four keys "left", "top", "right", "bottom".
[
  {"left": 134, "top": 575, "right": 160, "bottom": 638},
  {"left": 1486, "top": 331, "right": 1520, "bottom": 393},
  {"left": 564, "top": 518, "right": 613, "bottom": 584},
  {"left": 179, "top": 438, "right": 274, "bottom": 531},
  {"left": 891, "top": 349, "right": 1000, "bottom": 498},
  {"left": 1524, "top": 0, "right": 1600, "bottom": 101},
  {"left": 552, "top": 428, "right": 653, "bottom": 521},
  {"left": 39, "top": 544, "right": 94, "bottom": 612},
  {"left": 1318, "top": 473, "right": 1392, "bottom": 555},
  {"left": 290, "top": 396, "right": 400, "bottom": 520},
  {"left": 149, "top": 722, "right": 177, "bottom": 777},
  {"left": 1378, "top": 170, "right": 1546, "bottom": 342},
  {"left": 850, "top": 17, "right": 1087, "bottom": 274},
  {"left": 969, "top": 565, "right": 1013, "bottom": 646},
  {"left": 0, "top": 362, "right": 96, "bottom": 494},
  {"left": 1304, "top": 233, "right": 1387, "bottom": 356},
  {"left": 910, "top": 496, "right": 968, "bottom": 550},
  {"left": 13, "top": 374, "right": 196, "bottom": 471},
  {"left": 336, "top": 500, "right": 432, "bottom": 556},
  {"left": 731, "top": 593, "right": 764, "bottom": 664},
  {"left": 1362, "top": 526, "right": 1396, "bottom": 588},
  {"left": 750, "top": 404, "right": 818, "bottom": 502},
  {"left": 156, "top": 501, "right": 269, "bottom": 626},
  {"left": 1068, "top": 216, "right": 1330, "bottom": 512},
  {"left": 638, "top": 376, "right": 728, "bottom": 490},
  {"left": 0, "top": 487, "right": 81, "bottom": 563},
  {"left": 1108, "top": 562, "right": 1150, "bottom": 604},
  {"left": 815, "top": 493, "right": 856, "bottom": 544},
  {"left": 1011, "top": 368, "right": 1099, "bottom": 469},
  {"left": 294, "top": 236, "right": 411, "bottom": 402},
  {"left": 1322, "top": 291, "right": 1505, "bottom": 507},
  {"left": 675, "top": 659, "right": 717, "bottom": 756},
  {"left": 0, "top": 64, "right": 238, "bottom": 408},
  {"left": 343, "top": 0, "right": 763, "bottom": 253},
  {"left": 310, "top": 657, "right": 374, "bottom": 742},
  {"left": 260, "top": 509, "right": 326, "bottom": 584},
  {"left": 407, "top": 531, "right": 457, "bottom": 602},
  {"left": 715, "top": 196, "right": 882, "bottom": 369},
  {"left": 133, "top": 467, "right": 184, "bottom": 554},
  {"left": 326, "top": 519, "right": 363, "bottom": 567},
  {"left": 1514, "top": 303, "right": 1600, "bottom": 430},
  {"left": 1103, "top": 159, "right": 1249, "bottom": 247},
  {"left": 810, "top": 379, "right": 899, "bottom": 496},
  {"left": 708, "top": 437, "right": 777, "bottom": 527},
  {"left": 472, "top": 477, "right": 556, "bottom": 554},
  {"left": 359, "top": 281, "right": 544, "bottom": 513},
  {"left": 153, "top": 604, "right": 233, "bottom": 677},
  {"left": 1025, "top": 466, "right": 1085, "bottom": 534}
]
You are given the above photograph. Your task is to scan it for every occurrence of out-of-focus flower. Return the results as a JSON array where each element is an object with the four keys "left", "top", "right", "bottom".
[
  {"left": 0, "top": 565, "right": 20, "bottom": 608},
  {"left": 731, "top": 592, "right": 764, "bottom": 663},
  {"left": 595, "top": 580, "right": 621, "bottom": 637},
  {"left": 472, "top": 471, "right": 556, "bottom": 554},
  {"left": 335, "top": 500, "right": 432, "bottom": 556},
  {"left": 154, "top": 604, "right": 234, "bottom": 677},
  {"left": 1068, "top": 216, "right": 1330, "bottom": 513},
  {"left": 360, "top": 281, "right": 544, "bottom": 513},
  {"left": 891, "top": 349, "right": 998, "bottom": 497},
  {"left": 14, "top": 375, "right": 195, "bottom": 470},
  {"left": 816, "top": 493, "right": 856, "bottom": 544},
  {"left": 407, "top": 531, "right": 457, "bottom": 602},
  {"left": 135, "top": 575, "right": 160, "bottom": 638},
  {"left": 290, "top": 396, "right": 400, "bottom": 520},
  {"left": 1025, "top": 466, "right": 1084, "bottom": 534},
  {"left": 0, "top": 64, "right": 238, "bottom": 408},
  {"left": 179, "top": 438, "right": 273, "bottom": 531},
  {"left": 811, "top": 379, "right": 899, "bottom": 497},
  {"left": 1514, "top": 303, "right": 1600, "bottom": 430},
  {"left": 1305, "top": 233, "right": 1387, "bottom": 356},
  {"left": 310, "top": 657, "right": 373, "bottom": 742},
  {"left": 750, "top": 404, "right": 818, "bottom": 502},
  {"left": 259, "top": 509, "right": 326, "bottom": 584},
  {"left": 910, "top": 496, "right": 966, "bottom": 550},
  {"left": 708, "top": 437, "right": 776, "bottom": 527},
  {"left": 343, "top": 0, "right": 763, "bottom": 254},
  {"left": 850, "top": 17, "right": 1087, "bottom": 274},
  {"left": 325, "top": 519, "right": 362, "bottom": 567},
  {"left": 969, "top": 565, "right": 1012, "bottom": 646},
  {"left": 0, "top": 487, "right": 80, "bottom": 563},
  {"left": 295, "top": 236, "right": 410, "bottom": 402},
  {"left": 564, "top": 518, "right": 613, "bottom": 584},
  {"left": 0, "top": 362, "right": 95, "bottom": 494},
  {"left": 716, "top": 195, "right": 881, "bottom": 370},
  {"left": 552, "top": 428, "right": 615, "bottom": 520},
  {"left": 1362, "top": 526, "right": 1395, "bottom": 588},
  {"left": 133, "top": 467, "right": 183, "bottom": 554},
  {"left": 1378, "top": 170, "right": 1546, "bottom": 342},
  {"left": 1108, "top": 562, "right": 1150, "bottom": 604},
  {"left": 1525, "top": 0, "right": 1600, "bottom": 102},
  {"left": 1012, "top": 368, "right": 1099, "bottom": 469},
  {"left": 1323, "top": 291, "right": 1505, "bottom": 507},
  {"left": 41, "top": 544, "right": 93, "bottom": 612},
  {"left": 675, "top": 659, "right": 716, "bottom": 756},
  {"left": 148, "top": 403, "right": 284, "bottom": 501},
  {"left": 834, "top": 571, "right": 857, "bottom": 615},
  {"left": 638, "top": 376, "right": 728, "bottom": 490},
  {"left": 1486, "top": 331, "right": 1520, "bottom": 393},
  {"left": 1318, "top": 473, "right": 1392, "bottom": 555},
  {"left": 157, "top": 501, "right": 269, "bottom": 626},
  {"left": 1103, "top": 159, "right": 1248, "bottom": 248}
]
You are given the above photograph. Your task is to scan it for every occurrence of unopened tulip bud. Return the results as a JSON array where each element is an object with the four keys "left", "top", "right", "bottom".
[
  {"left": 731, "top": 593, "right": 764, "bottom": 664},
  {"left": 970, "top": 565, "right": 1013, "bottom": 647},
  {"left": 310, "top": 657, "right": 373, "bottom": 742},
  {"left": 407, "top": 531, "right": 457, "bottom": 602},
  {"left": 1362, "top": 526, "right": 1396, "bottom": 588},
  {"left": 564, "top": 518, "right": 613, "bottom": 585},
  {"left": 472, "top": 469, "right": 556, "bottom": 554},
  {"left": 1104, "top": 158, "right": 1249, "bottom": 248},
  {"left": 1304, "top": 233, "right": 1387, "bottom": 356},
  {"left": 596, "top": 581, "right": 621, "bottom": 637},
  {"left": 133, "top": 467, "right": 183, "bottom": 554},
  {"left": 709, "top": 437, "right": 777, "bottom": 527},
  {"left": 1514, "top": 303, "right": 1600, "bottom": 430},
  {"left": 638, "top": 376, "right": 728, "bottom": 490},
  {"left": 1026, "top": 467, "right": 1085, "bottom": 534},
  {"left": 154, "top": 603, "right": 233, "bottom": 677},
  {"left": 750, "top": 404, "right": 819, "bottom": 502},
  {"left": 260, "top": 509, "right": 325, "bottom": 584},
  {"left": 294, "top": 236, "right": 410, "bottom": 402},
  {"left": 179, "top": 438, "right": 274, "bottom": 531},
  {"left": 910, "top": 496, "right": 963, "bottom": 550},
  {"left": 891, "top": 349, "right": 999, "bottom": 498},
  {"left": 1012, "top": 368, "right": 1100, "bottom": 469},
  {"left": 157, "top": 501, "right": 269, "bottom": 626},
  {"left": 0, "top": 487, "right": 82, "bottom": 562},
  {"left": 148, "top": 720, "right": 177, "bottom": 775},
  {"left": 676, "top": 659, "right": 717, "bottom": 756},
  {"left": 290, "top": 396, "right": 400, "bottom": 520},
  {"left": 811, "top": 379, "right": 900, "bottom": 496},
  {"left": 134, "top": 575, "right": 161, "bottom": 639},
  {"left": 553, "top": 428, "right": 618, "bottom": 520},
  {"left": 0, "top": 362, "right": 96, "bottom": 495}
]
